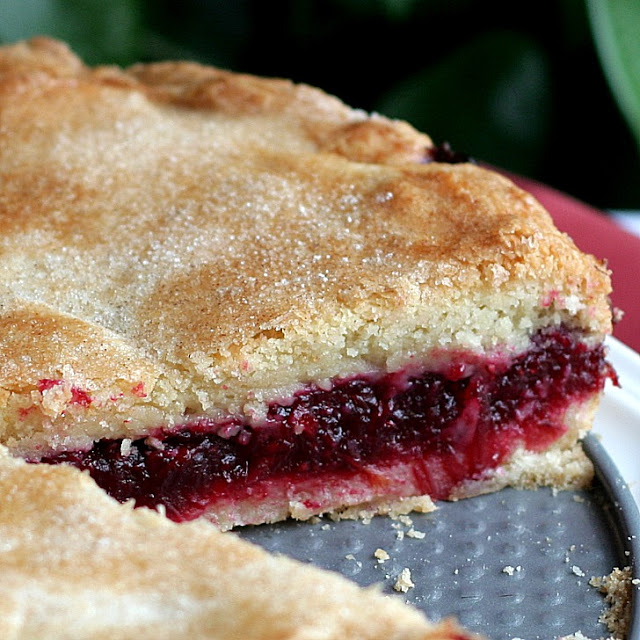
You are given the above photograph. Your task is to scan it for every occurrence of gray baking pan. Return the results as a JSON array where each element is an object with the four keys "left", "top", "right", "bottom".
[{"left": 240, "top": 433, "right": 640, "bottom": 640}]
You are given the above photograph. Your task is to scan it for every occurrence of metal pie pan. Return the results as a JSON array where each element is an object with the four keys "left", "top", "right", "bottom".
[{"left": 240, "top": 433, "right": 640, "bottom": 640}]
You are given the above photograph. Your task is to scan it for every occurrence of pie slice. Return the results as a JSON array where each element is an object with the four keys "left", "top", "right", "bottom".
[
  {"left": 0, "top": 446, "right": 473, "bottom": 640},
  {"left": 0, "top": 38, "right": 615, "bottom": 532}
]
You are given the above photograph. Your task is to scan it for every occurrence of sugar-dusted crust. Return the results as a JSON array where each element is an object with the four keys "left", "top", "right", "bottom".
[
  {"left": 0, "top": 447, "right": 475, "bottom": 640},
  {"left": 0, "top": 38, "right": 612, "bottom": 457}
]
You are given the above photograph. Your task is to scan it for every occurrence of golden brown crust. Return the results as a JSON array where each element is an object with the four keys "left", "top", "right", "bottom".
[
  {"left": 0, "top": 36, "right": 84, "bottom": 79},
  {"left": 0, "top": 446, "right": 475, "bottom": 640},
  {"left": 0, "top": 37, "right": 612, "bottom": 455}
]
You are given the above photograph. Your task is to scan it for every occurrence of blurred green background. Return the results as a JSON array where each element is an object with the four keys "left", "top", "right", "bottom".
[{"left": 1, "top": 0, "right": 639, "bottom": 210}]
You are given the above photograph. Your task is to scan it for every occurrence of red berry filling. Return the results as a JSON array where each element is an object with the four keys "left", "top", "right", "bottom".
[
  {"left": 423, "top": 141, "right": 473, "bottom": 164},
  {"left": 37, "top": 327, "right": 614, "bottom": 523}
]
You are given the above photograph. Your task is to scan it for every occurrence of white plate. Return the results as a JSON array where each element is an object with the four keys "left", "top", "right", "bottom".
[{"left": 593, "top": 336, "right": 640, "bottom": 510}]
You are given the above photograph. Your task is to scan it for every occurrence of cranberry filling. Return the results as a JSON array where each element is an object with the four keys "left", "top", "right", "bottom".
[
  {"left": 423, "top": 141, "right": 474, "bottom": 164},
  {"left": 38, "top": 327, "right": 614, "bottom": 522}
]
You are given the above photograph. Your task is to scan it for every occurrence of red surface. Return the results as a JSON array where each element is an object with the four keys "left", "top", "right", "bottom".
[{"left": 508, "top": 174, "right": 639, "bottom": 354}]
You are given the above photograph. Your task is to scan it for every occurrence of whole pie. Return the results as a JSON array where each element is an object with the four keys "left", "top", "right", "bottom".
[
  {"left": 0, "top": 37, "right": 615, "bottom": 529},
  {"left": 0, "top": 36, "right": 616, "bottom": 636}
]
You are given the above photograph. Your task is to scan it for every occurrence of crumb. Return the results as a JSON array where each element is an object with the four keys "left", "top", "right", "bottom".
[
  {"left": 398, "top": 515, "right": 413, "bottom": 527},
  {"left": 564, "top": 545, "right": 577, "bottom": 564},
  {"left": 396, "top": 530, "right": 405, "bottom": 541},
  {"left": 502, "top": 565, "right": 521, "bottom": 576},
  {"left": 406, "top": 528, "right": 426, "bottom": 539},
  {"left": 393, "top": 568, "right": 415, "bottom": 593},
  {"left": 120, "top": 438, "right": 132, "bottom": 456},
  {"left": 344, "top": 554, "right": 362, "bottom": 569},
  {"left": 573, "top": 494, "right": 585, "bottom": 503},
  {"left": 374, "top": 548, "right": 390, "bottom": 563},
  {"left": 453, "top": 568, "right": 459, "bottom": 575},
  {"left": 589, "top": 566, "right": 634, "bottom": 639},
  {"left": 572, "top": 565, "right": 586, "bottom": 577},
  {"left": 321, "top": 523, "right": 331, "bottom": 531}
]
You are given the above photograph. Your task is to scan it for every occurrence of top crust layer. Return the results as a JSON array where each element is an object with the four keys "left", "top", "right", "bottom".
[{"left": 0, "top": 38, "right": 612, "bottom": 454}]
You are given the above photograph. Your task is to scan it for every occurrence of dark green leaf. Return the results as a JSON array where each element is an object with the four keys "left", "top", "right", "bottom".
[
  {"left": 0, "top": 0, "right": 145, "bottom": 65},
  {"left": 587, "top": 0, "right": 640, "bottom": 152},
  {"left": 374, "top": 31, "right": 552, "bottom": 174}
]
